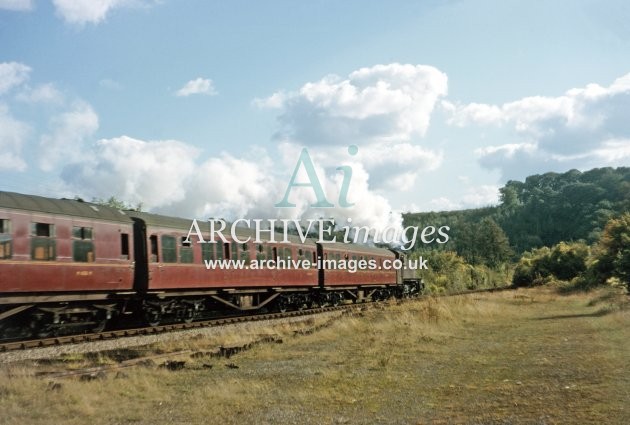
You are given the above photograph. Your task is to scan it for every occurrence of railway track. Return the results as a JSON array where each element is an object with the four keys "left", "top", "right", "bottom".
[
  {"left": 0, "top": 303, "right": 357, "bottom": 353},
  {"left": 0, "top": 286, "right": 513, "bottom": 354}
]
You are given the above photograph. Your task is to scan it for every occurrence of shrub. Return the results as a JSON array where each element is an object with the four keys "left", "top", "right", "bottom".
[{"left": 512, "top": 242, "right": 588, "bottom": 286}]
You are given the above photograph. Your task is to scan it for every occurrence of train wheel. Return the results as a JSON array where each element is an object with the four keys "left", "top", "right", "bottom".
[
  {"left": 35, "top": 325, "right": 55, "bottom": 339},
  {"left": 182, "top": 310, "right": 195, "bottom": 324},
  {"left": 144, "top": 310, "right": 162, "bottom": 327},
  {"left": 91, "top": 320, "right": 108, "bottom": 334}
]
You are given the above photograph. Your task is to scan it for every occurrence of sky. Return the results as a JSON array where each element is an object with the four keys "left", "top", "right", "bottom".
[{"left": 1, "top": 0, "right": 630, "bottom": 233}]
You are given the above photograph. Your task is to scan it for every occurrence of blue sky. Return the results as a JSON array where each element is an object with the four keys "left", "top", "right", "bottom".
[{"left": 1, "top": 0, "right": 629, "bottom": 231}]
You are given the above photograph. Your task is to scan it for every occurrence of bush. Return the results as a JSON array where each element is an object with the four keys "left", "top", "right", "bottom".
[
  {"left": 589, "top": 213, "right": 630, "bottom": 291},
  {"left": 512, "top": 242, "right": 589, "bottom": 286},
  {"left": 414, "top": 250, "right": 510, "bottom": 293}
]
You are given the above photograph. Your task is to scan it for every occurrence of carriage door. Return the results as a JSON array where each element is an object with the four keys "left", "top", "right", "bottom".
[
  {"left": 131, "top": 218, "right": 149, "bottom": 292},
  {"left": 147, "top": 233, "right": 165, "bottom": 288}
]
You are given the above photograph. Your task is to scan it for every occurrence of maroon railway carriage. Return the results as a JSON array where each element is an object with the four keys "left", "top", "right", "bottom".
[
  {"left": 0, "top": 191, "right": 136, "bottom": 336},
  {"left": 0, "top": 190, "right": 422, "bottom": 337},
  {"left": 125, "top": 211, "right": 320, "bottom": 320},
  {"left": 319, "top": 242, "right": 399, "bottom": 302}
]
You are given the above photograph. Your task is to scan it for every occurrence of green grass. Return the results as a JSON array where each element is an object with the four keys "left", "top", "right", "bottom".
[{"left": 0, "top": 287, "right": 628, "bottom": 424}]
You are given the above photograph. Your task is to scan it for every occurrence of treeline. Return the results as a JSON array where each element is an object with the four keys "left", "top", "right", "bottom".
[
  {"left": 498, "top": 167, "right": 630, "bottom": 253},
  {"left": 513, "top": 213, "right": 630, "bottom": 290},
  {"left": 403, "top": 167, "right": 630, "bottom": 293}
]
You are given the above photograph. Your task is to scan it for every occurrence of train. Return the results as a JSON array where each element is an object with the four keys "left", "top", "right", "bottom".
[{"left": 0, "top": 191, "right": 422, "bottom": 339}]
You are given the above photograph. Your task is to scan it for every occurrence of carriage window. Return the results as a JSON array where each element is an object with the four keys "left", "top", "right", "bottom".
[
  {"left": 31, "top": 222, "right": 55, "bottom": 261},
  {"left": 241, "top": 243, "right": 250, "bottom": 264},
  {"left": 72, "top": 226, "right": 95, "bottom": 262},
  {"left": 214, "top": 241, "right": 224, "bottom": 261},
  {"left": 256, "top": 243, "right": 266, "bottom": 261},
  {"left": 267, "top": 246, "right": 274, "bottom": 261},
  {"left": 150, "top": 235, "right": 159, "bottom": 262},
  {"left": 72, "top": 226, "right": 93, "bottom": 240},
  {"left": 0, "top": 219, "right": 11, "bottom": 260},
  {"left": 180, "top": 236, "right": 193, "bottom": 263},
  {"left": 201, "top": 243, "right": 214, "bottom": 262},
  {"left": 120, "top": 233, "right": 130, "bottom": 259},
  {"left": 162, "top": 235, "right": 177, "bottom": 263},
  {"left": 0, "top": 219, "right": 9, "bottom": 234},
  {"left": 32, "top": 222, "right": 54, "bottom": 237},
  {"left": 230, "top": 241, "right": 239, "bottom": 260},
  {"left": 223, "top": 242, "right": 230, "bottom": 260}
]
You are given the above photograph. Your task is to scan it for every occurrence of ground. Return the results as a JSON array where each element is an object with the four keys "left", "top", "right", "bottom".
[{"left": 0, "top": 286, "right": 628, "bottom": 424}]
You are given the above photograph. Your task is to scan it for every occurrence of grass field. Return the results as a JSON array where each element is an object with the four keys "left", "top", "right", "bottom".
[{"left": 0, "top": 287, "right": 628, "bottom": 424}]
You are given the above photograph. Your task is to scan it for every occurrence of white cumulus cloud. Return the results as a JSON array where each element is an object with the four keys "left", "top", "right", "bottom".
[
  {"left": 176, "top": 78, "right": 217, "bottom": 97},
  {"left": 428, "top": 185, "right": 500, "bottom": 212},
  {"left": 256, "top": 63, "right": 447, "bottom": 201},
  {"left": 446, "top": 72, "right": 630, "bottom": 179},
  {"left": 59, "top": 135, "right": 404, "bottom": 241},
  {"left": 0, "top": 103, "right": 29, "bottom": 171},
  {"left": 15, "top": 83, "right": 63, "bottom": 104},
  {"left": 62, "top": 136, "right": 199, "bottom": 208},
  {"left": 52, "top": 0, "right": 152, "bottom": 25},
  {"left": 257, "top": 63, "right": 448, "bottom": 146},
  {"left": 0, "top": 62, "right": 31, "bottom": 95},
  {"left": 39, "top": 101, "right": 99, "bottom": 171}
]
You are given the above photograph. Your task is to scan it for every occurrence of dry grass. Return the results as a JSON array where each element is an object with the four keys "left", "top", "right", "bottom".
[{"left": 0, "top": 287, "right": 628, "bottom": 424}]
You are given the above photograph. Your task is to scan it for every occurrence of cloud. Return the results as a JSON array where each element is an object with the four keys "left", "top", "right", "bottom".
[
  {"left": 60, "top": 136, "right": 403, "bottom": 239},
  {"left": 39, "top": 101, "right": 99, "bottom": 171},
  {"left": 252, "top": 91, "right": 287, "bottom": 109},
  {"left": 256, "top": 63, "right": 447, "bottom": 196},
  {"left": 52, "top": 0, "right": 152, "bottom": 25},
  {"left": 0, "top": 0, "right": 32, "bottom": 11},
  {"left": 0, "top": 103, "right": 29, "bottom": 171},
  {"left": 461, "top": 184, "right": 500, "bottom": 207},
  {"left": 427, "top": 185, "right": 500, "bottom": 212},
  {"left": 278, "top": 142, "right": 442, "bottom": 193},
  {"left": 257, "top": 63, "right": 448, "bottom": 146},
  {"left": 99, "top": 78, "right": 123, "bottom": 91},
  {"left": 15, "top": 83, "right": 63, "bottom": 104},
  {"left": 0, "top": 62, "right": 31, "bottom": 95},
  {"left": 57, "top": 64, "right": 451, "bottom": 240},
  {"left": 62, "top": 136, "right": 199, "bottom": 208},
  {"left": 175, "top": 78, "right": 217, "bottom": 97},
  {"left": 428, "top": 197, "right": 461, "bottom": 211},
  {"left": 446, "top": 72, "right": 630, "bottom": 179}
]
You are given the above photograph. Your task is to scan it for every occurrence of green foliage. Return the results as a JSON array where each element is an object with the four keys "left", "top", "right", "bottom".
[
  {"left": 589, "top": 213, "right": 630, "bottom": 290},
  {"left": 413, "top": 250, "right": 510, "bottom": 293},
  {"left": 456, "top": 218, "right": 513, "bottom": 267},
  {"left": 403, "top": 167, "right": 629, "bottom": 256},
  {"left": 512, "top": 242, "right": 589, "bottom": 287},
  {"left": 90, "top": 196, "right": 143, "bottom": 211},
  {"left": 512, "top": 247, "right": 551, "bottom": 287},
  {"left": 498, "top": 167, "right": 629, "bottom": 253}
]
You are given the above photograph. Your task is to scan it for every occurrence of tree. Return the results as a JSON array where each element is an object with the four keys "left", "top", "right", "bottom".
[
  {"left": 455, "top": 218, "right": 512, "bottom": 268},
  {"left": 477, "top": 218, "right": 513, "bottom": 268},
  {"left": 512, "top": 242, "right": 589, "bottom": 286},
  {"left": 592, "top": 213, "right": 630, "bottom": 290},
  {"left": 90, "top": 196, "right": 143, "bottom": 211}
]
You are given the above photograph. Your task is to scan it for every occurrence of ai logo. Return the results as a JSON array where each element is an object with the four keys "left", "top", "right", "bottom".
[{"left": 275, "top": 145, "right": 358, "bottom": 208}]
